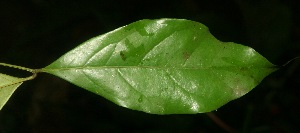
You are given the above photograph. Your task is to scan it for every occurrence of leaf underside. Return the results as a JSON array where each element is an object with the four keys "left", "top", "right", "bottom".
[
  {"left": 43, "top": 19, "right": 278, "bottom": 114},
  {"left": 0, "top": 74, "right": 23, "bottom": 110}
]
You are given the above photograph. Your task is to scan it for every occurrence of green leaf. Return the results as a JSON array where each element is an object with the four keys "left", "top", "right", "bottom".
[
  {"left": 0, "top": 73, "right": 23, "bottom": 110},
  {"left": 42, "top": 19, "right": 278, "bottom": 114}
]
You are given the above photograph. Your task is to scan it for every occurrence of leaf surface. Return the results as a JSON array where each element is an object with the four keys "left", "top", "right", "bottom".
[
  {"left": 42, "top": 19, "right": 278, "bottom": 114},
  {"left": 0, "top": 74, "right": 23, "bottom": 110}
]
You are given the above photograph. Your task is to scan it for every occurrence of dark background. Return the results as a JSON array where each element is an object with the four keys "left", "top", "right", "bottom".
[{"left": 0, "top": 0, "right": 299, "bottom": 132}]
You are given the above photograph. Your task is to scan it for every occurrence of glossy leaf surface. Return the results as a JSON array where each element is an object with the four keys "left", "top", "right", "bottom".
[
  {"left": 0, "top": 73, "right": 23, "bottom": 110},
  {"left": 43, "top": 19, "right": 278, "bottom": 114}
]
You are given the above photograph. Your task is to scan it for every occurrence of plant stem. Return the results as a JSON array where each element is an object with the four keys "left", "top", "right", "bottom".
[
  {"left": 0, "top": 63, "right": 35, "bottom": 73},
  {"left": 0, "top": 63, "right": 38, "bottom": 84}
]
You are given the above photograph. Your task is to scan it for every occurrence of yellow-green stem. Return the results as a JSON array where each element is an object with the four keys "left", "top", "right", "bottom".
[
  {"left": 0, "top": 63, "right": 38, "bottom": 83},
  {"left": 0, "top": 63, "right": 35, "bottom": 73}
]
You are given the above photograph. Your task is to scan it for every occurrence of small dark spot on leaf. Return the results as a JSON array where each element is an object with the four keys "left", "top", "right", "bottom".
[
  {"left": 138, "top": 95, "right": 143, "bottom": 103},
  {"left": 120, "top": 51, "right": 126, "bottom": 61},
  {"left": 183, "top": 51, "right": 190, "bottom": 60}
]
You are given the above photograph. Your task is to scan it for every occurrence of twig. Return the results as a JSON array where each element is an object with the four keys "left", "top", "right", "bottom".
[{"left": 207, "top": 112, "right": 237, "bottom": 133}]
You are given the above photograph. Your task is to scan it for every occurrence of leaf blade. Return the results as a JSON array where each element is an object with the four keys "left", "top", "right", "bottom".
[
  {"left": 0, "top": 74, "right": 23, "bottom": 110},
  {"left": 43, "top": 19, "right": 278, "bottom": 114}
]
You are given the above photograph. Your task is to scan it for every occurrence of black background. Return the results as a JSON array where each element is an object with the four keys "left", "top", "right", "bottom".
[{"left": 0, "top": 0, "right": 299, "bottom": 132}]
